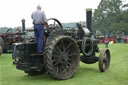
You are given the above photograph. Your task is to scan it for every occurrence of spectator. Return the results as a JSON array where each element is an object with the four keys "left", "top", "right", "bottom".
[
  {"left": 104, "top": 37, "right": 109, "bottom": 48},
  {"left": 124, "top": 36, "right": 127, "bottom": 43}
]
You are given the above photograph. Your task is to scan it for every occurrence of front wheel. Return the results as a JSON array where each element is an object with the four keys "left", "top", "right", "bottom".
[{"left": 99, "top": 48, "right": 110, "bottom": 72}]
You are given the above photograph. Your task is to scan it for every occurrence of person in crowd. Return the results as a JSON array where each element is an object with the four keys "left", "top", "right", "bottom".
[
  {"left": 104, "top": 36, "right": 109, "bottom": 48},
  {"left": 124, "top": 36, "right": 127, "bottom": 43}
]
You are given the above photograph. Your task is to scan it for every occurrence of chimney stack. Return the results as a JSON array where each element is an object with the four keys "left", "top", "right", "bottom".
[
  {"left": 86, "top": 8, "right": 92, "bottom": 33},
  {"left": 21, "top": 19, "right": 25, "bottom": 32}
]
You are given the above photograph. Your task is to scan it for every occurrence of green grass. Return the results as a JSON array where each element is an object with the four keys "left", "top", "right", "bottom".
[{"left": 0, "top": 44, "right": 128, "bottom": 85}]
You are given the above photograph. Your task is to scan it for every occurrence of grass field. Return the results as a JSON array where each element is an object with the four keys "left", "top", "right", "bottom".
[{"left": 0, "top": 44, "right": 128, "bottom": 85}]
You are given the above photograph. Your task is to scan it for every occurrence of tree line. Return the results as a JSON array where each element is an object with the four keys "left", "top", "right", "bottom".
[
  {"left": 92, "top": 0, "right": 128, "bottom": 36},
  {"left": 1, "top": 0, "right": 128, "bottom": 37},
  {"left": 0, "top": 27, "right": 22, "bottom": 34}
]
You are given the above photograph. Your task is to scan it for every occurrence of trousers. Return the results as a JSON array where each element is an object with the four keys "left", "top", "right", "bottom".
[
  {"left": 34, "top": 24, "right": 44, "bottom": 53},
  {"left": 105, "top": 43, "right": 108, "bottom": 48}
]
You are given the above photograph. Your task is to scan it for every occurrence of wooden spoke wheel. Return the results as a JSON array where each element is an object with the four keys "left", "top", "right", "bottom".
[
  {"left": 44, "top": 36, "right": 80, "bottom": 80},
  {"left": 99, "top": 48, "right": 110, "bottom": 72}
]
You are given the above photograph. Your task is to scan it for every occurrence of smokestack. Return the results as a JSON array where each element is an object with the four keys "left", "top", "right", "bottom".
[
  {"left": 21, "top": 18, "right": 25, "bottom": 32},
  {"left": 86, "top": 8, "right": 92, "bottom": 33}
]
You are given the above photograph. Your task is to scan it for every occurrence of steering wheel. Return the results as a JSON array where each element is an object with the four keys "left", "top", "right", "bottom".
[
  {"left": 6, "top": 28, "right": 13, "bottom": 33},
  {"left": 47, "top": 18, "right": 63, "bottom": 32},
  {"left": 44, "top": 18, "right": 63, "bottom": 44}
]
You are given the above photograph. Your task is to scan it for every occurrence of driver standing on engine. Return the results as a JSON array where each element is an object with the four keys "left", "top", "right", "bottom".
[{"left": 31, "top": 5, "right": 48, "bottom": 54}]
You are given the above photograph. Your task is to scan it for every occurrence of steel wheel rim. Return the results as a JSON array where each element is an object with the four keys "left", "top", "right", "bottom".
[
  {"left": 99, "top": 49, "right": 110, "bottom": 72},
  {"left": 103, "top": 50, "right": 110, "bottom": 70}
]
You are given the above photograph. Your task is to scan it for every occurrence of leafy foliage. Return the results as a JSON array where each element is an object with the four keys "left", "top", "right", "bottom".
[
  {"left": 92, "top": 0, "right": 128, "bottom": 35},
  {"left": 0, "top": 27, "right": 22, "bottom": 33}
]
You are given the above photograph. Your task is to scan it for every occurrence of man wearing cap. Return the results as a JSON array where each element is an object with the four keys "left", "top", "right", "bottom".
[{"left": 31, "top": 5, "right": 48, "bottom": 54}]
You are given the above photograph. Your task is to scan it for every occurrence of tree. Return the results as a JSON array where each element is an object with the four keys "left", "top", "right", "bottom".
[{"left": 92, "top": 0, "right": 127, "bottom": 35}]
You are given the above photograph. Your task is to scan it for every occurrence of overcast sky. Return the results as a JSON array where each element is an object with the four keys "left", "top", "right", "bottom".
[{"left": 0, "top": 0, "right": 101, "bottom": 28}]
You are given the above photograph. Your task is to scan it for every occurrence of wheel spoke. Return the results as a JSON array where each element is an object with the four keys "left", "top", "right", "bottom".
[
  {"left": 59, "top": 64, "right": 65, "bottom": 73},
  {"left": 55, "top": 66, "right": 59, "bottom": 73},
  {"left": 65, "top": 42, "right": 73, "bottom": 51},
  {"left": 56, "top": 46, "right": 62, "bottom": 53},
  {"left": 60, "top": 40, "right": 66, "bottom": 52},
  {"left": 53, "top": 56, "right": 60, "bottom": 66},
  {"left": 60, "top": 65, "right": 68, "bottom": 74},
  {"left": 104, "top": 53, "right": 107, "bottom": 58},
  {"left": 53, "top": 54, "right": 60, "bottom": 58},
  {"left": 104, "top": 57, "right": 109, "bottom": 66},
  {"left": 54, "top": 48, "right": 59, "bottom": 54},
  {"left": 63, "top": 69, "right": 67, "bottom": 75},
  {"left": 52, "top": 59, "right": 55, "bottom": 63},
  {"left": 69, "top": 63, "right": 74, "bottom": 69},
  {"left": 68, "top": 53, "right": 76, "bottom": 57},
  {"left": 66, "top": 49, "right": 71, "bottom": 54},
  {"left": 54, "top": 61, "right": 59, "bottom": 66},
  {"left": 103, "top": 58, "right": 108, "bottom": 63},
  {"left": 63, "top": 43, "right": 66, "bottom": 53},
  {"left": 68, "top": 58, "right": 71, "bottom": 62}
]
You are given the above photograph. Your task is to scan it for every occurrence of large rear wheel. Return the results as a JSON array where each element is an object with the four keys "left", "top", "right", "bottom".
[{"left": 44, "top": 36, "right": 80, "bottom": 80}]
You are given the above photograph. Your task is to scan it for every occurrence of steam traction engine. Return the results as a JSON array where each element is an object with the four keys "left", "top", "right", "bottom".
[
  {"left": 0, "top": 19, "right": 26, "bottom": 55},
  {"left": 12, "top": 9, "right": 111, "bottom": 80}
]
